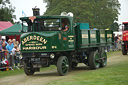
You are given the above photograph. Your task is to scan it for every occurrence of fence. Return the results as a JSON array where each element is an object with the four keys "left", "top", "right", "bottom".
[{"left": 0, "top": 51, "right": 23, "bottom": 71}]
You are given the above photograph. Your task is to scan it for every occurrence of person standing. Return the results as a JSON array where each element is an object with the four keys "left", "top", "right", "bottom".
[
  {"left": 6, "top": 39, "right": 14, "bottom": 68},
  {"left": 1, "top": 36, "right": 8, "bottom": 45},
  {"left": 0, "top": 42, "right": 8, "bottom": 53},
  {"left": 114, "top": 34, "right": 118, "bottom": 51},
  {"left": 118, "top": 35, "right": 122, "bottom": 50},
  {"left": 0, "top": 42, "right": 8, "bottom": 59},
  {"left": 0, "top": 36, "right": 2, "bottom": 49},
  {"left": 12, "top": 45, "right": 20, "bottom": 68}
]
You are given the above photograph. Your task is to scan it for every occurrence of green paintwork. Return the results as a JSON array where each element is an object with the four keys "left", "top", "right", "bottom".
[
  {"left": 20, "top": 15, "right": 75, "bottom": 53},
  {"left": 99, "top": 30, "right": 106, "bottom": 44},
  {"left": 76, "top": 23, "right": 89, "bottom": 30},
  {"left": 105, "top": 30, "right": 114, "bottom": 45},
  {"left": 20, "top": 15, "right": 114, "bottom": 53},
  {"left": 81, "top": 30, "right": 89, "bottom": 46},
  {"left": 90, "top": 30, "right": 98, "bottom": 44},
  {"left": 21, "top": 31, "right": 76, "bottom": 53},
  {"left": 75, "top": 28, "right": 114, "bottom": 49}
]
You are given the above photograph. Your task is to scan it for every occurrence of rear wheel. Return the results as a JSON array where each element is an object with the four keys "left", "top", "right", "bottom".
[
  {"left": 23, "top": 61, "right": 35, "bottom": 75},
  {"left": 122, "top": 45, "right": 127, "bottom": 55},
  {"left": 89, "top": 51, "right": 100, "bottom": 69},
  {"left": 100, "top": 51, "right": 107, "bottom": 67},
  {"left": 57, "top": 56, "right": 69, "bottom": 76}
]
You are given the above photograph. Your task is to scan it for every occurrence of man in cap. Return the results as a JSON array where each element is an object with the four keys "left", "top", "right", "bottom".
[{"left": 1, "top": 36, "right": 8, "bottom": 45}]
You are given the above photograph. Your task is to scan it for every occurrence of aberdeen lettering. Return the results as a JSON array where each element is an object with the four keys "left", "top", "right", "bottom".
[{"left": 22, "top": 35, "right": 47, "bottom": 45}]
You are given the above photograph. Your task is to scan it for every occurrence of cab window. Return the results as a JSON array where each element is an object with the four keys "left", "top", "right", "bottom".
[
  {"left": 22, "top": 20, "right": 32, "bottom": 32},
  {"left": 124, "top": 24, "right": 128, "bottom": 31},
  {"left": 61, "top": 18, "right": 70, "bottom": 31},
  {"left": 34, "top": 18, "right": 61, "bottom": 31}
]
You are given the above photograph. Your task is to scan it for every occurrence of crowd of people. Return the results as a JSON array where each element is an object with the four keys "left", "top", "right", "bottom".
[
  {"left": 104, "top": 34, "right": 122, "bottom": 52},
  {"left": 0, "top": 36, "right": 21, "bottom": 70}
]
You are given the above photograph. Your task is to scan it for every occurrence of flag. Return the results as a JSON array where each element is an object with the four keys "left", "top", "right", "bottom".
[{"left": 22, "top": 10, "right": 26, "bottom": 17}]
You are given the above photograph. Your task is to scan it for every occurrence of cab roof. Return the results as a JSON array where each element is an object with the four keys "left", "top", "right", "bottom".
[
  {"left": 20, "top": 15, "right": 73, "bottom": 21},
  {"left": 123, "top": 22, "right": 128, "bottom": 24}
]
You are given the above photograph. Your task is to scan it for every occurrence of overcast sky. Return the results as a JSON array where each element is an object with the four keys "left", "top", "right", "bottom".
[
  {"left": 10, "top": 0, "right": 47, "bottom": 22},
  {"left": 118, "top": 0, "right": 128, "bottom": 24},
  {"left": 10, "top": 0, "right": 128, "bottom": 25}
]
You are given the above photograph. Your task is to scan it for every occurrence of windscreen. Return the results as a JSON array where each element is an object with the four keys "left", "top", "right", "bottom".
[
  {"left": 22, "top": 18, "right": 61, "bottom": 32},
  {"left": 124, "top": 24, "right": 128, "bottom": 31},
  {"left": 34, "top": 18, "right": 61, "bottom": 31},
  {"left": 22, "top": 20, "right": 33, "bottom": 32}
]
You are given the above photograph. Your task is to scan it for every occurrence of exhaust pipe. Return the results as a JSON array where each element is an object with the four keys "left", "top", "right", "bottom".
[{"left": 32, "top": 7, "right": 40, "bottom": 16}]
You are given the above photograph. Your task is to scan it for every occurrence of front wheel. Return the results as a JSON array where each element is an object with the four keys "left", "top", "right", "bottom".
[
  {"left": 23, "top": 61, "right": 35, "bottom": 75},
  {"left": 57, "top": 56, "right": 69, "bottom": 76},
  {"left": 122, "top": 45, "right": 127, "bottom": 55}
]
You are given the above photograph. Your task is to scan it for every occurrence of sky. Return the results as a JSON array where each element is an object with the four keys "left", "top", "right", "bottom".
[
  {"left": 10, "top": 0, "right": 47, "bottom": 22},
  {"left": 118, "top": 0, "right": 128, "bottom": 24},
  {"left": 10, "top": 0, "right": 128, "bottom": 25}
]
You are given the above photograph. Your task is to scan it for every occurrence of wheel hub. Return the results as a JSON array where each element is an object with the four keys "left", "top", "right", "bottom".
[{"left": 65, "top": 65, "right": 69, "bottom": 67}]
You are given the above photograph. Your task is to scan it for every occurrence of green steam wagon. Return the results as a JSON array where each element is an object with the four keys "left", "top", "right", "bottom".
[{"left": 20, "top": 12, "right": 114, "bottom": 76}]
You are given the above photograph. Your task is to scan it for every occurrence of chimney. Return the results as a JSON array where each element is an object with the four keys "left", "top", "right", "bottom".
[{"left": 32, "top": 7, "right": 40, "bottom": 16}]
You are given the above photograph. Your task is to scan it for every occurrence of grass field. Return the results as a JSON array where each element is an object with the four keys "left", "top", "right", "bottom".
[
  {"left": 0, "top": 51, "right": 128, "bottom": 85},
  {"left": 46, "top": 51, "right": 128, "bottom": 85},
  {"left": 0, "top": 65, "right": 56, "bottom": 78},
  {"left": 46, "top": 61, "right": 128, "bottom": 85}
]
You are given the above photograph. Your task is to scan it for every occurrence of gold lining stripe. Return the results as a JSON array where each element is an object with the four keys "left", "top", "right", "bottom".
[{"left": 68, "top": 36, "right": 74, "bottom": 38}]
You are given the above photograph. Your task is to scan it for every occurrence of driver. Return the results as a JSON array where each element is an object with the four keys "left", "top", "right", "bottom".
[{"left": 62, "top": 22, "right": 68, "bottom": 31}]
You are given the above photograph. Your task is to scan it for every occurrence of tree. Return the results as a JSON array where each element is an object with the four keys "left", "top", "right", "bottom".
[
  {"left": 43, "top": 0, "right": 120, "bottom": 29},
  {"left": 0, "top": 0, "right": 16, "bottom": 23},
  {"left": 110, "top": 22, "right": 119, "bottom": 31}
]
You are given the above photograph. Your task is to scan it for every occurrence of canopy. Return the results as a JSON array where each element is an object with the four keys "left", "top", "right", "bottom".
[
  {"left": 0, "top": 23, "right": 27, "bottom": 35},
  {"left": 0, "top": 21, "right": 13, "bottom": 31}
]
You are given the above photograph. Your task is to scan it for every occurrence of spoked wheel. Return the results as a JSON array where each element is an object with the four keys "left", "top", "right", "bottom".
[
  {"left": 57, "top": 56, "right": 69, "bottom": 76},
  {"left": 89, "top": 51, "right": 100, "bottom": 69},
  {"left": 23, "top": 61, "right": 35, "bottom": 75},
  {"left": 100, "top": 51, "right": 107, "bottom": 67},
  {"left": 122, "top": 45, "right": 127, "bottom": 55}
]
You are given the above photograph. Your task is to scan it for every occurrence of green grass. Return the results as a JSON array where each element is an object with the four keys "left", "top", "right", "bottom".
[
  {"left": 0, "top": 69, "right": 24, "bottom": 78},
  {"left": 0, "top": 51, "right": 122, "bottom": 79},
  {"left": 46, "top": 51, "right": 128, "bottom": 85},
  {"left": 107, "top": 50, "right": 121, "bottom": 57},
  {"left": 47, "top": 61, "right": 128, "bottom": 85},
  {"left": 0, "top": 51, "right": 127, "bottom": 85},
  {"left": 0, "top": 65, "right": 56, "bottom": 78}
]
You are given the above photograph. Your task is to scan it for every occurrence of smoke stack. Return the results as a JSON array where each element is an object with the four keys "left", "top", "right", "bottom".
[{"left": 32, "top": 7, "right": 40, "bottom": 16}]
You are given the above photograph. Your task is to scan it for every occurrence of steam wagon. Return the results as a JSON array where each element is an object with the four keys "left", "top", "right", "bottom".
[
  {"left": 20, "top": 13, "right": 114, "bottom": 76},
  {"left": 122, "top": 22, "right": 128, "bottom": 55}
]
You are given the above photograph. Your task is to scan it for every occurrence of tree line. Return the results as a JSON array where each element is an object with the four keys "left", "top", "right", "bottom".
[
  {"left": 0, "top": 0, "right": 120, "bottom": 30},
  {"left": 0, "top": 0, "right": 16, "bottom": 23},
  {"left": 43, "top": 0, "right": 120, "bottom": 30}
]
